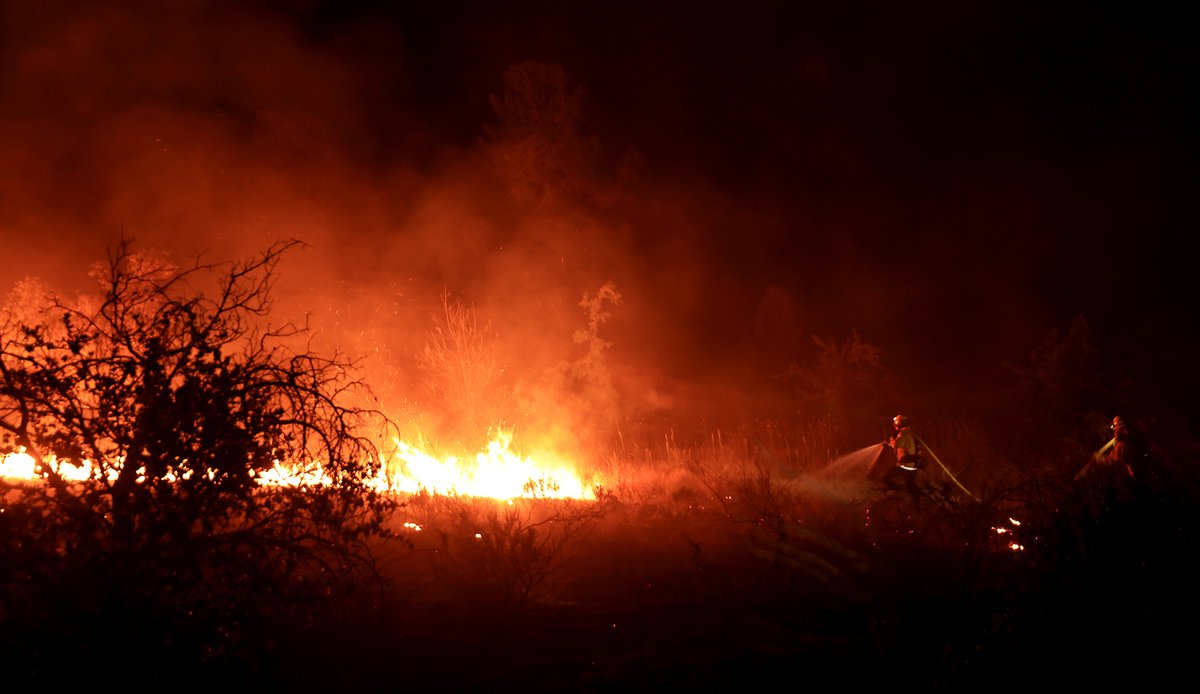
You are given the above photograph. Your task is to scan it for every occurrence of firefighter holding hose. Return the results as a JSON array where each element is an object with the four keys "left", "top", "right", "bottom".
[
  {"left": 880, "top": 414, "right": 924, "bottom": 506},
  {"left": 869, "top": 415, "right": 978, "bottom": 504},
  {"left": 1076, "top": 415, "right": 1151, "bottom": 483},
  {"left": 1072, "top": 414, "right": 1160, "bottom": 516}
]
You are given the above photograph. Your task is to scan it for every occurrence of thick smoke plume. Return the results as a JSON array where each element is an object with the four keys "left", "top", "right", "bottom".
[
  {"left": 3, "top": 1, "right": 1197, "bottom": 448},
  {"left": 0, "top": 3, "right": 716, "bottom": 460}
]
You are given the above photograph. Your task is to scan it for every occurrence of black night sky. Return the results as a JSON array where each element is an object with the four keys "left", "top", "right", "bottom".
[{"left": 2, "top": 0, "right": 1196, "bottom": 433}]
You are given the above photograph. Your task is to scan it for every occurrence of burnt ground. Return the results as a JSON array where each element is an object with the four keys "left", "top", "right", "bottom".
[
  {"left": 5, "top": 463, "right": 1196, "bottom": 693},
  {"left": 252, "top": 474, "right": 1199, "bottom": 694}
]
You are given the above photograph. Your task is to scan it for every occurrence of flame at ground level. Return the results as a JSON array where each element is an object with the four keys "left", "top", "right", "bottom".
[
  {"left": 1, "top": 429, "right": 598, "bottom": 502},
  {"left": 387, "top": 430, "right": 594, "bottom": 500}
]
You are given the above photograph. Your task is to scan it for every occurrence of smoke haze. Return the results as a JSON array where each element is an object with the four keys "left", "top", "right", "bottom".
[{"left": 3, "top": 0, "right": 1196, "bottom": 441}]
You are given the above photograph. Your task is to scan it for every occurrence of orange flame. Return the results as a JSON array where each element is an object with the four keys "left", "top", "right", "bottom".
[
  {"left": 2, "top": 429, "right": 597, "bottom": 502},
  {"left": 385, "top": 429, "right": 594, "bottom": 500},
  {"left": 0, "top": 448, "right": 94, "bottom": 482},
  {"left": 992, "top": 517, "right": 1025, "bottom": 551}
]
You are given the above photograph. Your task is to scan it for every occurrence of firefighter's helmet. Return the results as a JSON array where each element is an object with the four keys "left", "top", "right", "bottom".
[
  {"left": 893, "top": 415, "right": 909, "bottom": 428},
  {"left": 1111, "top": 416, "right": 1127, "bottom": 432}
]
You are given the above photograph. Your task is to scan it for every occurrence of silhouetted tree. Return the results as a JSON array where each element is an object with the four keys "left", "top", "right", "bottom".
[
  {"left": 1000, "top": 315, "right": 1108, "bottom": 476},
  {"left": 484, "top": 60, "right": 639, "bottom": 211},
  {"left": 779, "top": 331, "right": 890, "bottom": 444},
  {"left": 541, "top": 282, "right": 623, "bottom": 435},
  {"left": 0, "top": 240, "right": 399, "bottom": 684},
  {"left": 417, "top": 290, "right": 506, "bottom": 440},
  {"left": 484, "top": 61, "right": 594, "bottom": 207}
]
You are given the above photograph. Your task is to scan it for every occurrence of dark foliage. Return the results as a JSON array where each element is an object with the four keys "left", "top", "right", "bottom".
[
  {"left": 0, "top": 240, "right": 399, "bottom": 686},
  {"left": 1, "top": 243, "right": 1197, "bottom": 692}
]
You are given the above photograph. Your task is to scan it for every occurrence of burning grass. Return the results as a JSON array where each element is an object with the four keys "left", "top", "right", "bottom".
[
  {"left": 4, "top": 413, "right": 1197, "bottom": 691},
  {"left": 307, "top": 417, "right": 1194, "bottom": 692},
  {"left": 3, "top": 241, "right": 1196, "bottom": 690}
]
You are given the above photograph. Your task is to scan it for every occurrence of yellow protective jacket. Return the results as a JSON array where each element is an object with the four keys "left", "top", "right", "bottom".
[{"left": 889, "top": 426, "right": 922, "bottom": 470}]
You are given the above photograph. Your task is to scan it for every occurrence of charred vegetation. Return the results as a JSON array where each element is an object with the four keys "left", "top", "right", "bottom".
[{"left": 1, "top": 242, "right": 1196, "bottom": 692}]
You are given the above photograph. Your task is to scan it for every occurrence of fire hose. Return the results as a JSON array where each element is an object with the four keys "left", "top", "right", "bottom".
[
  {"left": 914, "top": 435, "right": 979, "bottom": 502},
  {"left": 1074, "top": 437, "right": 1116, "bottom": 480}
]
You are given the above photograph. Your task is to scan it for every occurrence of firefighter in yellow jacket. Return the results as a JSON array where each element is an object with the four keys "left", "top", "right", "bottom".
[
  {"left": 882, "top": 414, "right": 924, "bottom": 504},
  {"left": 1076, "top": 415, "right": 1151, "bottom": 483}
]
